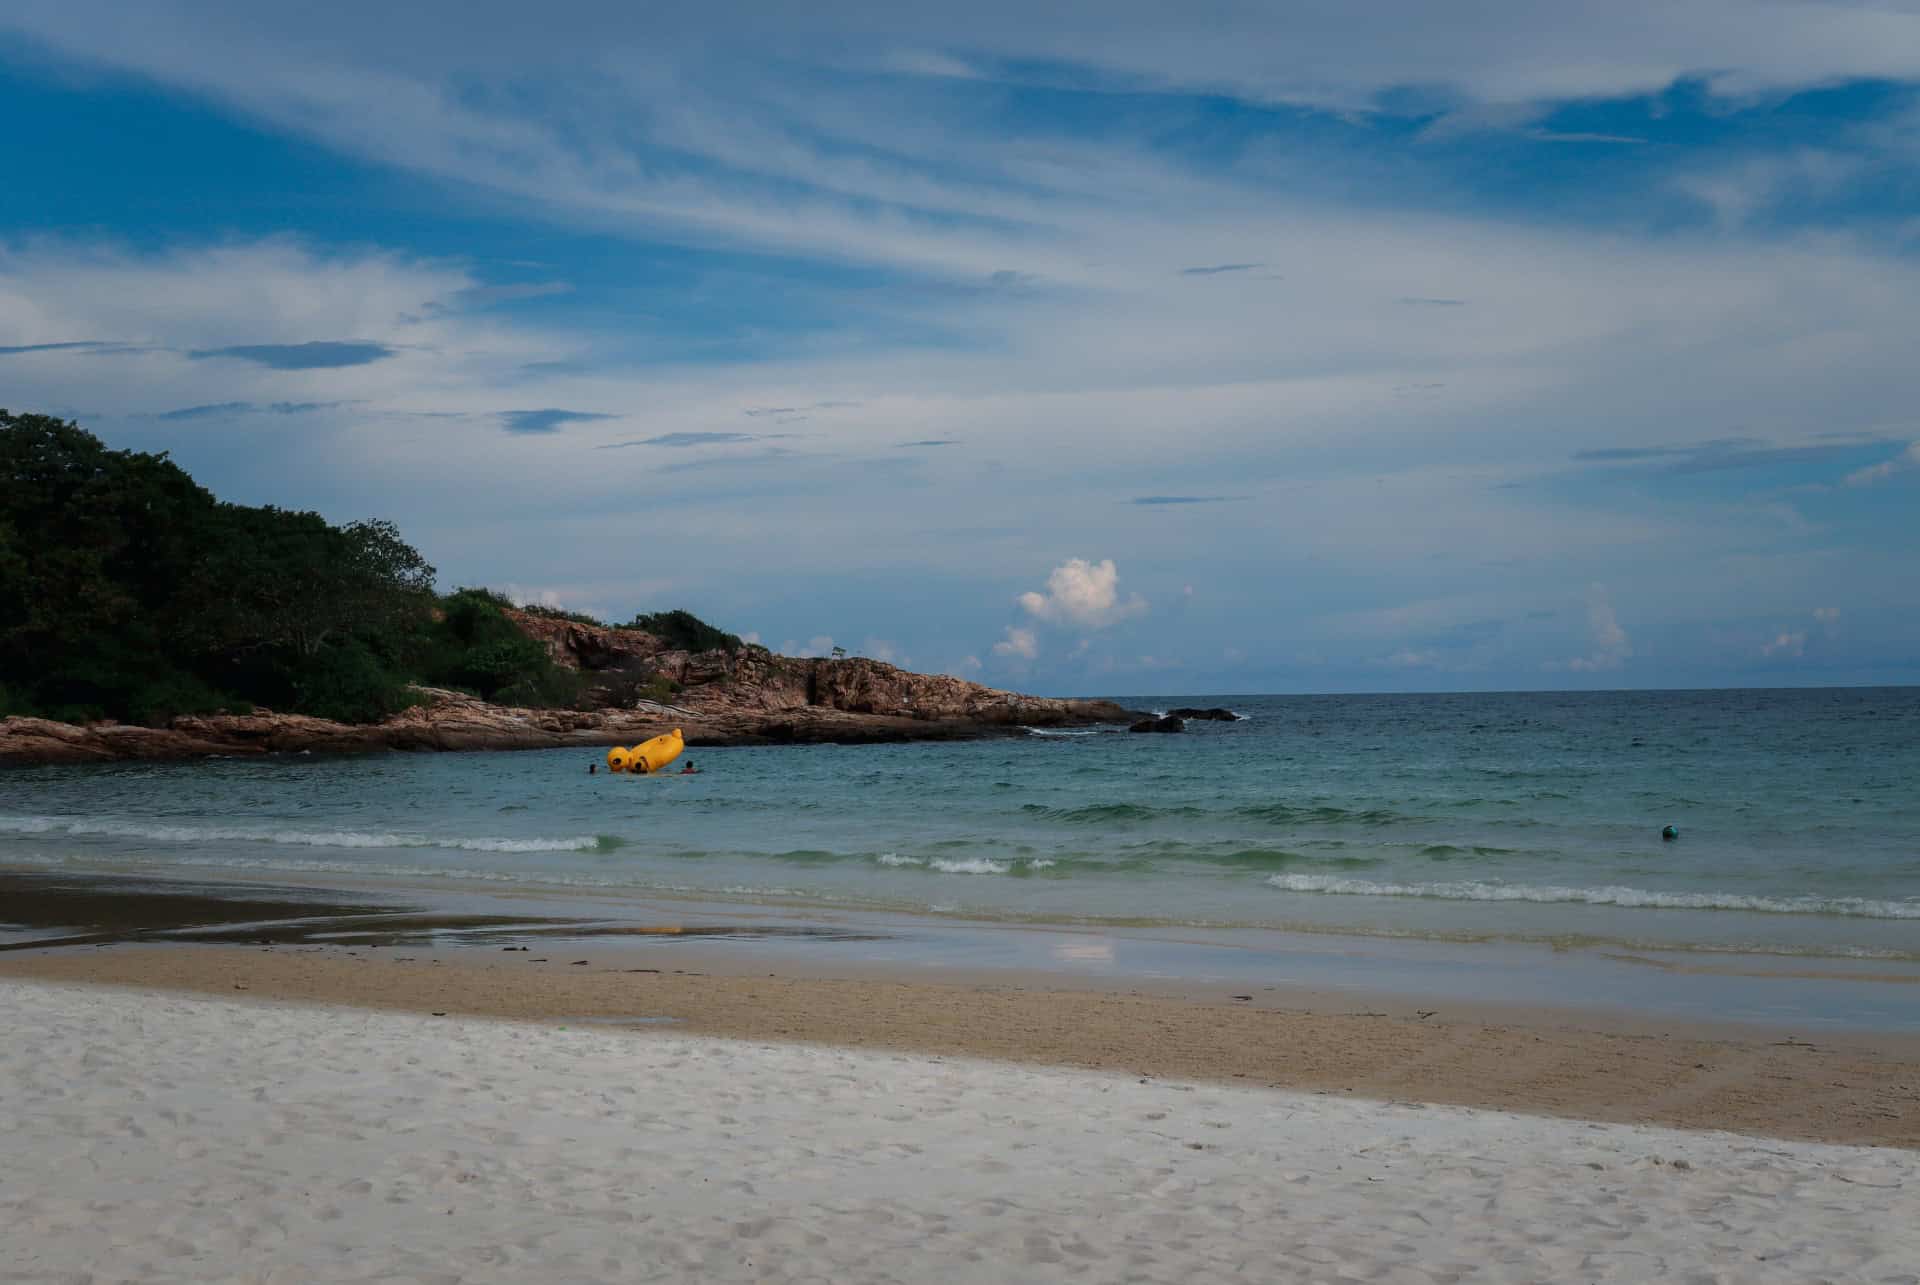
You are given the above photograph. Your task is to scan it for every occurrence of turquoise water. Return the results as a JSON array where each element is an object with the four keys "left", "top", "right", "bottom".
[{"left": 4, "top": 689, "right": 1917, "bottom": 961}]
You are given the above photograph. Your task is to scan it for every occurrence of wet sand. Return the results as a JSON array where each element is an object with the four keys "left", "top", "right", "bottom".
[
  {"left": 6, "top": 936, "right": 1919, "bottom": 1150},
  {"left": 6, "top": 866, "right": 1920, "bottom": 1149}
]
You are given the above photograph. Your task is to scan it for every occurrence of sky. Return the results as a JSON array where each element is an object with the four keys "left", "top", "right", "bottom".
[{"left": 3, "top": 1, "right": 1918, "bottom": 696}]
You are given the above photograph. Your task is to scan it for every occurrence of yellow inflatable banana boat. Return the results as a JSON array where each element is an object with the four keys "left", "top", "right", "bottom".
[{"left": 606, "top": 729, "right": 685, "bottom": 774}]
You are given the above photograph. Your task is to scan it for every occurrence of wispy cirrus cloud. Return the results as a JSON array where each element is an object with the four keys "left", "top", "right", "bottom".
[
  {"left": 4, "top": 3, "right": 1920, "bottom": 690},
  {"left": 1572, "top": 438, "right": 1891, "bottom": 476},
  {"left": 1844, "top": 441, "right": 1920, "bottom": 486},
  {"left": 598, "top": 432, "right": 759, "bottom": 449},
  {"left": 427, "top": 281, "right": 573, "bottom": 314}
]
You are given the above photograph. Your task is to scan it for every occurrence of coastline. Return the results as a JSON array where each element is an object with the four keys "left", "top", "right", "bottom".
[
  {"left": 0, "top": 683, "right": 1138, "bottom": 767},
  {"left": 8, "top": 861, "right": 1918, "bottom": 1280}
]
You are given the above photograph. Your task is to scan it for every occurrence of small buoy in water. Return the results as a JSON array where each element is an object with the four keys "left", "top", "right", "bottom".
[{"left": 1662, "top": 824, "right": 1679, "bottom": 841}]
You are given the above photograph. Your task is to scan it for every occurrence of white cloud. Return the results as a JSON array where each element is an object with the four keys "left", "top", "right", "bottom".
[
  {"left": 992, "top": 626, "right": 1039, "bottom": 659},
  {"left": 1016, "top": 558, "right": 1148, "bottom": 630},
  {"left": 502, "top": 584, "right": 566, "bottom": 610},
  {"left": 1671, "top": 149, "right": 1866, "bottom": 230},
  {"left": 1762, "top": 630, "right": 1807, "bottom": 658},
  {"left": 1561, "top": 584, "right": 1632, "bottom": 672},
  {"left": 18, "top": 1, "right": 1920, "bottom": 145},
  {"left": 1844, "top": 442, "right": 1920, "bottom": 487},
  {"left": 7, "top": 8, "right": 1920, "bottom": 687},
  {"left": 782, "top": 634, "right": 837, "bottom": 657},
  {"left": 862, "top": 638, "right": 907, "bottom": 665},
  {"left": 1384, "top": 649, "right": 1440, "bottom": 669},
  {"left": 1763, "top": 605, "right": 1841, "bottom": 657},
  {"left": 739, "top": 631, "right": 762, "bottom": 645}
]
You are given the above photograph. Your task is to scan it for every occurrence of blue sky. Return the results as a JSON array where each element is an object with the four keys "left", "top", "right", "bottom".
[{"left": 3, "top": 1, "right": 1918, "bottom": 695}]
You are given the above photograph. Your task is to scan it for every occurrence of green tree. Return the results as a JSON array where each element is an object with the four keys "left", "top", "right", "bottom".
[
  {"left": 628, "top": 608, "right": 743, "bottom": 653},
  {"left": 0, "top": 410, "right": 445, "bottom": 724}
]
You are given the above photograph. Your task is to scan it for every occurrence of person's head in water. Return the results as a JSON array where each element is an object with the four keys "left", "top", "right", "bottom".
[{"left": 588, "top": 763, "right": 596, "bottom": 774}]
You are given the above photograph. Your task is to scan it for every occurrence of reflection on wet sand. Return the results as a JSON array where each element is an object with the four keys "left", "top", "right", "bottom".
[{"left": 0, "top": 870, "right": 891, "bottom": 953}]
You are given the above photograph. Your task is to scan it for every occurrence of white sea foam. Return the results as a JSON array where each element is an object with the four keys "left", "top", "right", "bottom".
[
  {"left": 1265, "top": 873, "right": 1920, "bottom": 919},
  {"left": 0, "top": 815, "right": 602, "bottom": 853},
  {"left": 878, "top": 853, "right": 1014, "bottom": 875}
]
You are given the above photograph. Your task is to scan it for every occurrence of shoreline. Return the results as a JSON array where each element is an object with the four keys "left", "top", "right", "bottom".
[
  {"left": 1, "top": 666, "right": 1141, "bottom": 767},
  {"left": 8, "top": 863, "right": 1920, "bottom": 1029},
  {"left": 7, "top": 935, "right": 1918, "bottom": 1149}
]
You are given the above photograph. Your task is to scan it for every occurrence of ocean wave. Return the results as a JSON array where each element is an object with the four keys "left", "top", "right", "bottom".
[
  {"left": 1019, "top": 802, "right": 1209, "bottom": 824},
  {"left": 1232, "top": 802, "right": 1417, "bottom": 827},
  {"left": 1210, "top": 848, "right": 1382, "bottom": 871},
  {"left": 1264, "top": 873, "right": 1920, "bottom": 919},
  {"left": 1417, "top": 843, "right": 1525, "bottom": 859},
  {"left": 877, "top": 853, "right": 1054, "bottom": 875},
  {"left": 0, "top": 816, "right": 618, "bottom": 854}
]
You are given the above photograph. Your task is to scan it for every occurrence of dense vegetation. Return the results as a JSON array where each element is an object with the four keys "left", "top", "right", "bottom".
[
  {"left": 628, "top": 609, "right": 743, "bottom": 654},
  {"left": 0, "top": 411, "right": 735, "bottom": 725}
]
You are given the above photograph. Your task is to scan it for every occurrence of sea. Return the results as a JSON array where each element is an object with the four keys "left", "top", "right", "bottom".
[{"left": 5, "top": 688, "right": 1919, "bottom": 1024}]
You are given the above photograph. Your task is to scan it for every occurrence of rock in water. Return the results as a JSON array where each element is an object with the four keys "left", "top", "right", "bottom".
[
  {"left": 1128, "top": 716, "right": 1187, "bottom": 734},
  {"left": 1166, "top": 707, "right": 1238, "bottom": 721}
]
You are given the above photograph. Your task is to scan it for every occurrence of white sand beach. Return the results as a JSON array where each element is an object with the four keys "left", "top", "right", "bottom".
[{"left": 4, "top": 980, "right": 1915, "bottom": 1284}]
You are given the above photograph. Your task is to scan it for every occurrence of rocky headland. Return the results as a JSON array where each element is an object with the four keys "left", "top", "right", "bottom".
[{"left": 1, "top": 611, "right": 1139, "bottom": 766}]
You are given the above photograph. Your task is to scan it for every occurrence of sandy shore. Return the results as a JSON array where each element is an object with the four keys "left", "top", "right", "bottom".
[
  {"left": 4, "top": 978, "right": 1915, "bottom": 1284},
  {"left": 4, "top": 941, "right": 1918, "bottom": 1149}
]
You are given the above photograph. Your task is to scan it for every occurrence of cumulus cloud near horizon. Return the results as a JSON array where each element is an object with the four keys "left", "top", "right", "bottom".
[
  {"left": 782, "top": 634, "right": 838, "bottom": 658},
  {"left": 1557, "top": 584, "right": 1632, "bottom": 673},
  {"left": 1762, "top": 630, "right": 1807, "bottom": 658},
  {"left": 992, "top": 626, "right": 1039, "bottom": 660},
  {"left": 1016, "top": 558, "right": 1149, "bottom": 631}
]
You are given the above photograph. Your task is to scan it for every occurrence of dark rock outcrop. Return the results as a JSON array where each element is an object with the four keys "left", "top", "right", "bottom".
[
  {"left": 1128, "top": 715, "right": 1187, "bottom": 734},
  {"left": 1166, "top": 707, "right": 1239, "bottom": 721}
]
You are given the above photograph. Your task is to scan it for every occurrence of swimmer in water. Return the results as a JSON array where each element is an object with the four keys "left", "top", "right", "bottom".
[{"left": 679, "top": 760, "right": 700, "bottom": 775}]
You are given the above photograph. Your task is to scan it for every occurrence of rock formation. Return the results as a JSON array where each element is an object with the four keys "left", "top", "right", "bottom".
[{"left": 1, "top": 613, "right": 1140, "bottom": 765}]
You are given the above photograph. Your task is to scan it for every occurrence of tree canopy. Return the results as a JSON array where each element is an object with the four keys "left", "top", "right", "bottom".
[{"left": 1, "top": 410, "right": 745, "bottom": 726}]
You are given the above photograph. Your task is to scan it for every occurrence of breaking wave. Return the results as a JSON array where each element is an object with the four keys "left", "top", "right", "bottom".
[
  {"left": 1264, "top": 873, "right": 1920, "bottom": 919},
  {"left": 877, "top": 853, "right": 1056, "bottom": 876}
]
